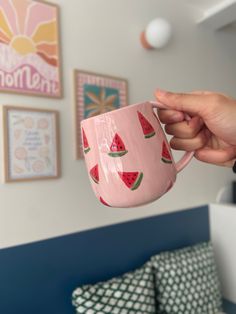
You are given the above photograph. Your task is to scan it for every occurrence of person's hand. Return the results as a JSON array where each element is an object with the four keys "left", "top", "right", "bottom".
[{"left": 155, "top": 90, "right": 236, "bottom": 167}]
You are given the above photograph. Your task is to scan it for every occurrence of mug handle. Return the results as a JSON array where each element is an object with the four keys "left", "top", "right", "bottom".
[{"left": 150, "top": 101, "right": 195, "bottom": 173}]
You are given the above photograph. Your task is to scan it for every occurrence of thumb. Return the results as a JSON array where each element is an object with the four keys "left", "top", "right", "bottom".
[{"left": 155, "top": 90, "right": 207, "bottom": 116}]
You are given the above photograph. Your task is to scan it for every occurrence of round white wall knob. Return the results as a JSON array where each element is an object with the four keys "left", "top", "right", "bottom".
[{"left": 140, "top": 18, "right": 172, "bottom": 49}]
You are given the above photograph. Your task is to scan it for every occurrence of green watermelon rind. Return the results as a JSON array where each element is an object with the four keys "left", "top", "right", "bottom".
[
  {"left": 161, "top": 157, "right": 172, "bottom": 164},
  {"left": 131, "top": 172, "right": 143, "bottom": 191},
  {"left": 91, "top": 176, "right": 99, "bottom": 184},
  {"left": 138, "top": 111, "right": 155, "bottom": 139},
  {"left": 108, "top": 150, "right": 128, "bottom": 157},
  {"left": 84, "top": 147, "right": 91, "bottom": 154},
  {"left": 144, "top": 131, "right": 156, "bottom": 139}
]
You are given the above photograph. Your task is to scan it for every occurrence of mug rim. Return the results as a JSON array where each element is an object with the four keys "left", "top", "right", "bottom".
[{"left": 81, "top": 100, "right": 152, "bottom": 125}]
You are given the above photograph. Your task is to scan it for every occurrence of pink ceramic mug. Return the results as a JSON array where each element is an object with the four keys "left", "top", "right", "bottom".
[{"left": 81, "top": 101, "right": 194, "bottom": 208}]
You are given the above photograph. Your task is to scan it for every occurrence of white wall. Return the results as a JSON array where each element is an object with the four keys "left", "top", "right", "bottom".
[
  {"left": 210, "top": 203, "right": 236, "bottom": 303},
  {"left": 1, "top": 0, "right": 236, "bottom": 249}
]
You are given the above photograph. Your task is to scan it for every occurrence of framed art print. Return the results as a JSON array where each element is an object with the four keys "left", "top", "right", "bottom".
[
  {"left": 0, "top": 0, "right": 62, "bottom": 98},
  {"left": 3, "top": 106, "right": 61, "bottom": 182},
  {"left": 74, "top": 70, "right": 128, "bottom": 159}
]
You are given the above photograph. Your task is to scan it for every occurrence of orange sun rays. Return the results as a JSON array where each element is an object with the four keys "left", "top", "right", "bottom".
[{"left": 0, "top": 1, "right": 58, "bottom": 67}]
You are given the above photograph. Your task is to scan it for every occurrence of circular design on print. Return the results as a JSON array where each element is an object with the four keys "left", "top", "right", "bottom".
[
  {"left": 14, "top": 147, "right": 27, "bottom": 160},
  {"left": 32, "top": 160, "right": 45, "bottom": 173},
  {"left": 24, "top": 117, "right": 34, "bottom": 128},
  {"left": 37, "top": 118, "right": 49, "bottom": 129}
]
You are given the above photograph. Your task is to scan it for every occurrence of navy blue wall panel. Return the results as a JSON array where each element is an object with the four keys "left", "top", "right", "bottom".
[
  {"left": 223, "top": 299, "right": 236, "bottom": 314},
  {"left": 0, "top": 206, "right": 209, "bottom": 314}
]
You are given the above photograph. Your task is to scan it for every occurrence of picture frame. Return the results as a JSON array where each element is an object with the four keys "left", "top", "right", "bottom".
[
  {"left": 3, "top": 106, "right": 61, "bottom": 182},
  {"left": 74, "top": 69, "right": 128, "bottom": 159},
  {"left": 0, "top": 0, "right": 62, "bottom": 98}
]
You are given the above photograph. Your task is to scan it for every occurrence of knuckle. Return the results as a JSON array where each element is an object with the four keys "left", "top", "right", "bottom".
[
  {"left": 210, "top": 94, "right": 224, "bottom": 106},
  {"left": 170, "top": 137, "right": 178, "bottom": 148},
  {"left": 170, "top": 137, "right": 185, "bottom": 151},
  {"left": 170, "top": 93, "right": 186, "bottom": 111},
  {"left": 164, "top": 124, "right": 172, "bottom": 135},
  {"left": 196, "top": 132, "right": 207, "bottom": 147},
  {"left": 158, "top": 110, "right": 168, "bottom": 123},
  {"left": 186, "top": 123, "right": 197, "bottom": 138}
]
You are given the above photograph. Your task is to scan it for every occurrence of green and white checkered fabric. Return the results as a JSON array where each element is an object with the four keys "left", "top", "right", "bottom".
[
  {"left": 72, "top": 262, "right": 155, "bottom": 314},
  {"left": 151, "top": 242, "right": 222, "bottom": 314}
]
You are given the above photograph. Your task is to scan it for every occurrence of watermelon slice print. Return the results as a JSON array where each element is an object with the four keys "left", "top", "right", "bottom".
[
  {"left": 118, "top": 171, "right": 143, "bottom": 191},
  {"left": 90, "top": 164, "right": 99, "bottom": 184},
  {"left": 82, "top": 128, "right": 90, "bottom": 154},
  {"left": 137, "top": 111, "right": 155, "bottom": 138},
  {"left": 161, "top": 141, "right": 173, "bottom": 164},
  {"left": 99, "top": 197, "right": 111, "bottom": 207},
  {"left": 108, "top": 133, "right": 128, "bottom": 157}
]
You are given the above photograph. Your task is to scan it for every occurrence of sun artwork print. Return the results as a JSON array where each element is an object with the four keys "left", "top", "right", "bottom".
[
  {"left": 0, "top": 0, "right": 61, "bottom": 97},
  {"left": 84, "top": 85, "right": 120, "bottom": 118}
]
